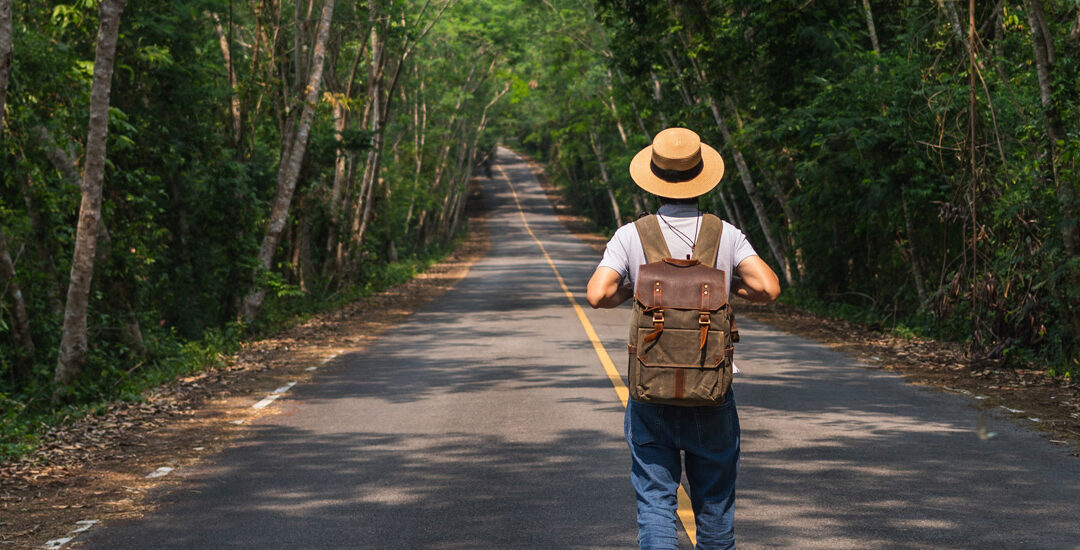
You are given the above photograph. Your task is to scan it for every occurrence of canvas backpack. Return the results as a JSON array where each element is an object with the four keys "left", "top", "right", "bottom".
[{"left": 627, "top": 213, "right": 739, "bottom": 406}]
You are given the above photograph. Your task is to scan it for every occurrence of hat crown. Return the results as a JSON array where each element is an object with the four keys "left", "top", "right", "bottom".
[{"left": 651, "top": 128, "right": 703, "bottom": 171}]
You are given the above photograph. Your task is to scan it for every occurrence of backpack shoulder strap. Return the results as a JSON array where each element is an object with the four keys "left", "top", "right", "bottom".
[
  {"left": 691, "top": 214, "right": 724, "bottom": 268},
  {"left": 633, "top": 215, "right": 671, "bottom": 263}
]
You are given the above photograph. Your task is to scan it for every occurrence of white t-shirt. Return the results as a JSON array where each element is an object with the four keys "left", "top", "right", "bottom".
[{"left": 597, "top": 203, "right": 758, "bottom": 296}]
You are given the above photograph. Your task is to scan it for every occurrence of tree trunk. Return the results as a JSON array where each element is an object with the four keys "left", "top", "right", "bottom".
[
  {"left": 939, "top": 0, "right": 965, "bottom": 43},
  {"left": 760, "top": 164, "right": 804, "bottom": 282},
  {"left": 588, "top": 130, "right": 621, "bottom": 226},
  {"left": 649, "top": 72, "right": 669, "bottom": 127},
  {"left": 325, "top": 31, "right": 369, "bottom": 274},
  {"left": 602, "top": 71, "right": 628, "bottom": 144},
  {"left": 716, "top": 114, "right": 790, "bottom": 284},
  {"left": 0, "top": 0, "right": 33, "bottom": 377},
  {"left": 706, "top": 96, "right": 793, "bottom": 285},
  {"left": 404, "top": 73, "right": 428, "bottom": 233},
  {"left": 20, "top": 175, "right": 63, "bottom": 315},
  {"left": 0, "top": 229, "right": 34, "bottom": 378},
  {"left": 54, "top": 0, "right": 127, "bottom": 391},
  {"left": 0, "top": 0, "right": 11, "bottom": 130},
  {"left": 716, "top": 188, "right": 736, "bottom": 224},
  {"left": 449, "top": 80, "right": 509, "bottom": 238},
  {"left": 1025, "top": 0, "right": 1076, "bottom": 256},
  {"left": 240, "top": 0, "right": 335, "bottom": 323},
  {"left": 211, "top": 12, "right": 243, "bottom": 145},
  {"left": 354, "top": 1, "right": 454, "bottom": 250},
  {"left": 901, "top": 192, "right": 928, "bottom": 303},
  {"left": 862, "top": 0, "right": 880, "bottom": 71},
  {"left": 352, "top": 16, "right": 384, "bottom": 250},
  {"left": 1071, "top": 5, "right": 1080, "bottom": 41}
]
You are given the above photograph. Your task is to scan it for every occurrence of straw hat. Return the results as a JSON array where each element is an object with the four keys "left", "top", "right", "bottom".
[{"left": 629, "top": 127, "right": 725, "bottom": 199}]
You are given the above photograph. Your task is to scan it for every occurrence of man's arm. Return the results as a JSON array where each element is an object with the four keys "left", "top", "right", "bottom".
[
  {"left": 732, "top": 255, "right": 781, "bottom": 302},
  {"left": 586, "top": 266, "right": 633, "bottom": 309}
]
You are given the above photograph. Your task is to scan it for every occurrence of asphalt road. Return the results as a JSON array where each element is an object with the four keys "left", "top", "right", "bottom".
[{"left": 81, "top": 149, "right": 1080, "bottom": 549}]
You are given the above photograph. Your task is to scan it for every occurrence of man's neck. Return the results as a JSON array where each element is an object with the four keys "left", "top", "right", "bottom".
[{"left": 657, "top": 203, "right": 700, "bottom": 217}]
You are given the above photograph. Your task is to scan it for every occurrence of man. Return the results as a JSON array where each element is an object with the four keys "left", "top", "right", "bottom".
[{"left": 586, "top": 127, "right": 780, "bottom": 549}]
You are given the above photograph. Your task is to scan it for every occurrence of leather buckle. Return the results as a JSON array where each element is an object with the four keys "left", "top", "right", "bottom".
[
  {"left": 652, "top": 311, "right": 665, "bottom": 324},
  {"left": 699, "top": 313, "right": 711, "bottom": 325}
]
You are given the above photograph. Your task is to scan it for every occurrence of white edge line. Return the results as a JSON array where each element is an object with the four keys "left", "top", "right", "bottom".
[
  {"left": 146, "top": 466, "right": 174, "bottom": 479},
  {"left": 253, "top": 381, "right": 297, "bottom": 410},
  {"left": 272, "top": 381, "right": 297, "bottom": 394},
  {"left": 320, "top": 353, "right": 339, "bottom": 364},
  {"left": 42, "top": 537, "right": 73, "bottom": 549},
  {"left": 42, "top": 520, "right": 100, "bottom": 549},
  {"left": 305, "top": 366, "right": 318, "bottom": 371},
  {"left": 71, "top": 520, "right": 99, "bottom": 533}
]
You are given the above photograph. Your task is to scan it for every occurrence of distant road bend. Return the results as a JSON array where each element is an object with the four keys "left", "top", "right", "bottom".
[{"left": 82, "top": 148, "right": 1080, "bottom": 549}]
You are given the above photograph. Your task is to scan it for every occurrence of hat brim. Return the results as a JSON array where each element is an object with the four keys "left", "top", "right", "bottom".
[{"left": 628, "top": 142, "right": 725, "bottom": 199}]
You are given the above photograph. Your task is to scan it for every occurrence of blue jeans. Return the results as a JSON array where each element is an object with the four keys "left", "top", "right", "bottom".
[{"left": 625, "top": 393, "right": 740, "bottom": 550}]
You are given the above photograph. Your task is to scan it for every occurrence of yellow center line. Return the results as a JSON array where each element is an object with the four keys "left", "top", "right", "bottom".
[{"left": 495, "top": 162, "right": 698, "bottom": 546}]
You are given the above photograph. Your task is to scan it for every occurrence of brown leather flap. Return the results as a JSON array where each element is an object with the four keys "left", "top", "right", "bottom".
[{"left": 635, "top": 260, "right": 727, "bottom": 310}]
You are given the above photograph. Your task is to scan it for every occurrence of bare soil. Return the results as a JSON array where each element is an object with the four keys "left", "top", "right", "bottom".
[
  {"left": 0, "top": 187, "right": 489, "bottom": 549},
  {"left": 524, "top": 152, "right": 1080, "bottom": 456}
]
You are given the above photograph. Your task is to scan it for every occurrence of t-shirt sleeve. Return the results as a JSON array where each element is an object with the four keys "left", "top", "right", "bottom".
[
  {"left": 597, "top": 225, "right": 633, "bottom": 279},
  {"left": 729, "top": 225, "right": 758, "bottom": 269}
]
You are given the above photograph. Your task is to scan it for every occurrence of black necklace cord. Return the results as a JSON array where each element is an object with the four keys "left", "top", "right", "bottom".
[{"left": 657, "top": 211, "right": 700, "bottom": 260}]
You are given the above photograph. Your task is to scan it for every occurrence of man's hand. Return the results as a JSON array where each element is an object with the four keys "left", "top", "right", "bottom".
[
  {"left": 586, "top": 267, "right": 633, "bottom": 309},
  {"left": 732, "top": 255, "right": 781, "bottom": 303}
]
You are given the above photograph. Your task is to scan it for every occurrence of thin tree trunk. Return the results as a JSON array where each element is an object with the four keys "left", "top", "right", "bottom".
[
  {"left": 588, "top": 130, "right": 621, "bottom": 226},
  {"left": 325, "top": 31, "right": 369, "bottom": 272},
  {"left": 716, "top": 188, "right": 735, "bottom": 223},
  {"left": 649, "top": 72, "right": 669, "bottom": 127},
  {"left": 862, "top": 0, "right": 880, "bottom": 71},
  {"left": 240, "top": 0, "right": 335, "bottom": 323},
  {"left": 602, "top": 72, "right": 628, "bottom": 144},
  {"left": 449, "top": 81, "right": 509, "bottom": 238},
  {"left": 54, "top": 0, "right": 127, "bottom": 391},
  {"left": 698, "top": 93, "right": 792, "bottom": 283},
  {"left": 609, "top": 67, "right": 651, "bottom": 141},
  {"left": 0, "top": 0, "right": 11, "bottom": 131},
  {"left": 710, "top": 101, "right": 791, "bottom": 284},
  {"left": 404, "top": 73, "right": 427, "bottom": 233},
  {"left": 760, "top": 164, "right": 804, "bottom": 281},
  {"left": 1071, "top": 5, "right": 1080, "bottom": 41},
  {"left": 0, "top": 230, "right": 34, "bottom": 377},
  {"left": 0, "top": 0, "right": 32, "bottom": 376},
  {"left": 353, "top": 18, "right": 384, "bottom": 249},
  {"left": 211, "top": 12, "right": 243, "bottom": 145},
  {"left": 939, "top": 0, "right": 964, "bottom": 43},
  {"left": 20, "top": 176, "right": 63, "bottom": 315},
  {"left": 1025, "top": 0, "right": 1076, "bottom": 255},
  {"left": 901, "top": 192, "right": 928, "bottom": 303},
  {"left": 354, "top": 2, "right": 456, "bottom": 250},
  {"left": 723, "top": 187, "right": 746, "bottom": 230}
]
